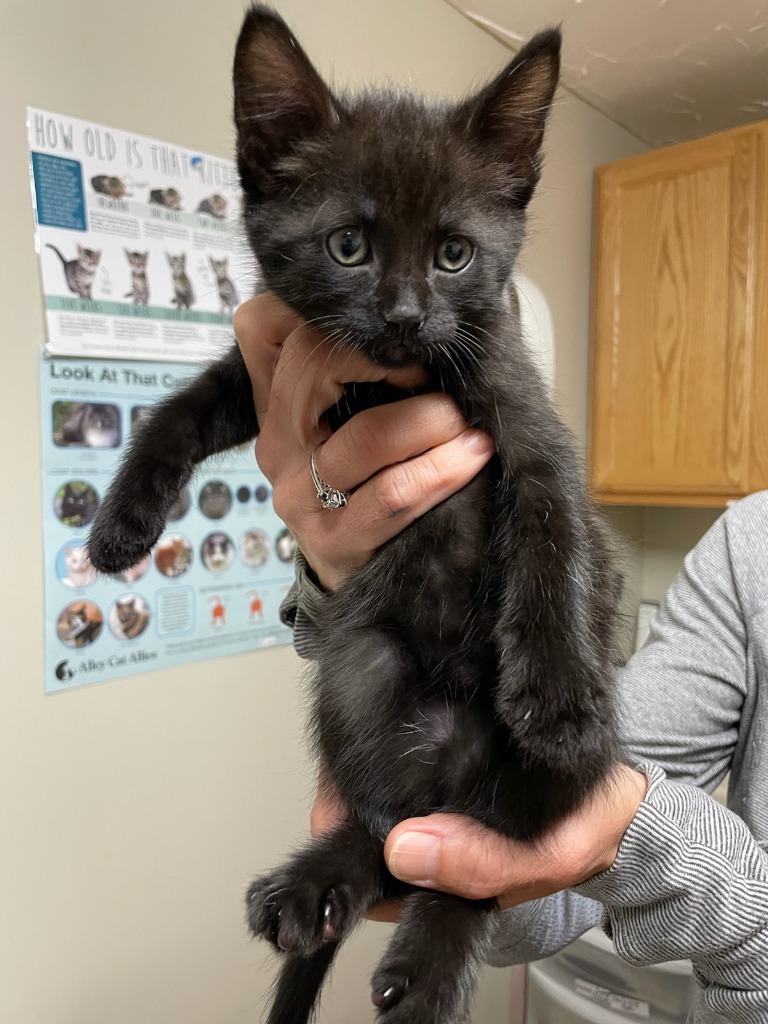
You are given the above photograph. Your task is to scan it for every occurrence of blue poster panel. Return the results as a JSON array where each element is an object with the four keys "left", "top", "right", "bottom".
[{"left": 41, "top": 354, "right": 294, "bottom": 693}]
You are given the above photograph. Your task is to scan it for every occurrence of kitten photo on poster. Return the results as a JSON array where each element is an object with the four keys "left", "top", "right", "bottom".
[{"left": 45, "top": 243, "right": 101, "bottom": 300}]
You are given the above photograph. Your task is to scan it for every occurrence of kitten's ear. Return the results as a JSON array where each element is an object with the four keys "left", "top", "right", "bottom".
[
  {"left": 462, "top": 28, "right": 561, "bottom": 206},
  {"left": 234, "top": 5, "right": 338, "bottom": 194}
]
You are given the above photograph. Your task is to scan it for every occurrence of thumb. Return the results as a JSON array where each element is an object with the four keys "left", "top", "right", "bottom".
[
  {"left": 233, "top": 292, "right": 303, "bottom": 424},
  {"left": 384, "top": 814, "right": 520, "bottom": 900}
]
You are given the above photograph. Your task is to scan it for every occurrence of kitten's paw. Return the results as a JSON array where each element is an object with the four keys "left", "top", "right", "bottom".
[
  {"left": 86, "top": 501, "right": 165, "bottom": 581},
  {"left": 86, "top": 509, "right": 161, "bottom": 575},
  {"left": 371, "top": 963, "right": 410, "bottom": 1010},
  {"left": 246, "top": 872, "right": 353, "bottom": 955},
  {"left": 371, "top": 967, "right": 466, "bottom": 1024},
  {"left": 507, "top": 691, "right": 612, "bottom": 778}
]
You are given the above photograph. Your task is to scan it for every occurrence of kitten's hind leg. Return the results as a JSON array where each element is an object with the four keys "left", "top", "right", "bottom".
[
  {"left": 87, "top": 345, "right": 257, "bottom": 574},
  {"left": 371, "top": 890, "right": 496, "bottom": 1024}
]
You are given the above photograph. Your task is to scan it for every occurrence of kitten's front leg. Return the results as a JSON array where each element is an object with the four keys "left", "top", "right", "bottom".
[
  {"left": 88, "top": 345, "right": 257, "bottom": 574},
  {"left": 493, "top": 466, "right": 620, "bottom": 824},
  {"left": 248, "top": 819, "right": 402, "bottom": 1024}
]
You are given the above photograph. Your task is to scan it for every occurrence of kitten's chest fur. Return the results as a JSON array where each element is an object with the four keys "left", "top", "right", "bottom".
[
  {"left": 316, "top": 466, "right": 505, "bottom": 836},
  {"left": 374, "top": 471, "right": 495, "bottom": 656}
]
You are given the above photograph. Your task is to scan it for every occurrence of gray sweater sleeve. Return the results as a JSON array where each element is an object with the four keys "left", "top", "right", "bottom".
[
  {"left": 576, "top": 763, "right": 768, "bottom": 1023},
  {"left": 279, "top": 550, "right": 326, "bottom": 660}
]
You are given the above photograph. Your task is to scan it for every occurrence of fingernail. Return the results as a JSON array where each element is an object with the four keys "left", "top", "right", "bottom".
[
  {"left": 389, "top": 832, "right": 441, "bottom": 884},
  {"left": 461, "top": 429, "right": 494, "bottom": 454}
]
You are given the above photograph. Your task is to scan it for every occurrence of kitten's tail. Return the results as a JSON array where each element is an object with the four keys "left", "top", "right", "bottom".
[
  {"left": 45, "top": 243, "right": 66, "bottom": 264},
  {"left": 267, "top": 944, "right": 338, "bottom": 1024}
]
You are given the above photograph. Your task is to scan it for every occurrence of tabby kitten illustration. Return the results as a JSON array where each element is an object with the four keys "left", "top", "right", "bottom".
[
  {"left": 124, "top": 249, "right": 150, "bottom": 305},
  {"left": 165, "top": 252, "right": 194, "bottom": 309},
  {"left": 45, "top": 244, "right": 101, "bottom": 300},
  {"left": 88, "top": 8, "right": 620, "bottom": 1024},
  {"left": 208, "top": 255, "right": 239, "bottom": 315},
  {"left": 91, "top": 175, "right": 132, "bottom": 199},
  {"left": 149, "top": 187, "right": 182, "bottom": 210},
  {"left": 197, "top": 194, "right": 228, "bottom": 219}
]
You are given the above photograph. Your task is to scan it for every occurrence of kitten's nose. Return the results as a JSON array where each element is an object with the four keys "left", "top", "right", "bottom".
[{"left": 384, "top": 305, "right": 425, "bottom": 332}]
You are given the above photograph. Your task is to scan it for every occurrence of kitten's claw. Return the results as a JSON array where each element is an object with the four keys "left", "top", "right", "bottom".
[
  {"left": 322, "top": 888, "right": 346, "bottom": 942},
  {"left": 371, "top": 965, "right": 410, "bottom": 1011}
]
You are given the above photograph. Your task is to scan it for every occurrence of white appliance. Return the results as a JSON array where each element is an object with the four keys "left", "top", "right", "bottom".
[{"left": 525, "top": 927, "right": 697, "bottom": 1023}]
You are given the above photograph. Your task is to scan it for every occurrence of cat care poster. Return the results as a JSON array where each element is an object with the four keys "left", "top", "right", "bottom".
[
  {"left": 41, "top": 356, "right": 295, "bottom": 693},
  {"left": 27, "top": 108, "right": 253, "bottom": 363}
]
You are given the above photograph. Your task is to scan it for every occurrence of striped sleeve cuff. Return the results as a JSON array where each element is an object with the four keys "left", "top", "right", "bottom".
[
  {"left": 576, "top": 762, "right": 768, "bottom": 1022},
  {"left": 278, "top": 548, "right": 326, "bottom": 660}
]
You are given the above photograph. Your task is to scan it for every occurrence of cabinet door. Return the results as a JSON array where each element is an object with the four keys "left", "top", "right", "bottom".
[{"left": 590, "top": 126, "right": 763, "bottom": 506}]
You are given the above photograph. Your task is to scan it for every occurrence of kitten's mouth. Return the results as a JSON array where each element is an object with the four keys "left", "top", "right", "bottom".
[{"left": 371, "top": 341, "right": 427, "bottom": 370}]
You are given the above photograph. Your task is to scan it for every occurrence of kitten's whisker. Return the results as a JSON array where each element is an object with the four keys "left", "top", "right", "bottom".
[{"left": 398, "top": 743, "right": 434, "bottom": 759}]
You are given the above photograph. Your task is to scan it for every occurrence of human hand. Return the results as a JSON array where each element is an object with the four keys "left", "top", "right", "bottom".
[
  {"left": 310, "top": 764, "right": 647, "bottom": 919},
  {"left": 234, "top": 293, "right": 495, "bottom": 591},
  {"left": 383, "top": 765, "right": 647, "bottom": 909}
]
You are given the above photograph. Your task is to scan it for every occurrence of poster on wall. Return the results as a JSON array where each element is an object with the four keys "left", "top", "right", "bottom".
[
  {"left": 27, "top": 107, "right": 254, "bottom": 363},
  {"left": 41, "top": 354, "right": 294, "bottom": 693}
]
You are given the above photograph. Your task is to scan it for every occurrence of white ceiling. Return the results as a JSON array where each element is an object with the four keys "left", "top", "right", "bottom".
[{"left": 444, "top": 0, "right": 768, "bottom": 146}]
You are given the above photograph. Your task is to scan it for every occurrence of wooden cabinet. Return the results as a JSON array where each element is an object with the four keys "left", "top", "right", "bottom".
[{"left": 589, "top": 121, "right": 768, "bottom": 507}]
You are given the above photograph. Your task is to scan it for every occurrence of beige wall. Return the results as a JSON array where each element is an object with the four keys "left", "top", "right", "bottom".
[{"left": 1, "top": 2, "right": 648, "bottom": 1023}]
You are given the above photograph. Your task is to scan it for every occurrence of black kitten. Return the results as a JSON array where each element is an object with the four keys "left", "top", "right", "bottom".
[{"left": 87, "top": 7, "right": 621, "bottom": 1023}]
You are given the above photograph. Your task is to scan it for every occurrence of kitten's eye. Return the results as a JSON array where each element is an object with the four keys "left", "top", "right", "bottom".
[
  {"left": 436, "top": 236, "right": 474, "bottom": 273},
  {"left": 327, "top": 227, "right": 370, "bottom": 267}
]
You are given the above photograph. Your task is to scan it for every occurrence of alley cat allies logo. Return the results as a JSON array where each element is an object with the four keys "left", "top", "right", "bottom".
[
  {"left": 53, "top": 648, "right": 158, "bottom": 684},
  {"left": 55, "top": 660, "right": 76, "bottom": 681}
]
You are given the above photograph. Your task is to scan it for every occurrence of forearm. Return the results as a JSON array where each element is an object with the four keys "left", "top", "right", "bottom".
[
  {"left": 576, "top": 763, "right": 768, "bottom": 1022},
  {"left": 486, "top": 891, "right": 601, "bottom": 967}
]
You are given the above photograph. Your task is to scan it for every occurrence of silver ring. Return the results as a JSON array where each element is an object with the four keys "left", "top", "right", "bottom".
[{"left": 310, "top": 443, "right": 350, "bottom": 510}]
